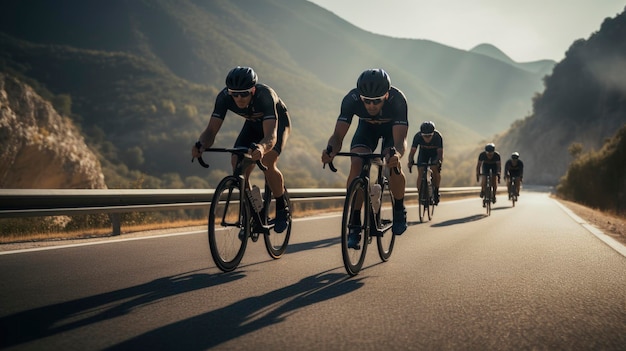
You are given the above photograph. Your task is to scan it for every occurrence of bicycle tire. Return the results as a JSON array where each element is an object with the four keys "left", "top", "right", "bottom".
[
  {"left": 341, "top": 177, "right": 369, "bottom": 276},
  {"left": 418, "top": 177, "right": 430, "bottom": 223},
  {"left": 263, "top": 184, "right": 292, "bottom": 258},
  {"left": 485, "top": 175, "right": 492, "bottom": 216},
  {"left": 376, "top": 177, "right": 395, "bottom": 261},
  {"left": 208, "top": 176, "right": 248, "bottom": 272}
]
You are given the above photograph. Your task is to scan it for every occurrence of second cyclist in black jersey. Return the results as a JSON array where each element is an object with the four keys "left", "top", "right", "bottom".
[
  {"left": 191, "top": 66, "right": 292, "bottom": 232},
  {"left": 321, "top": 68, "right": 409, "bottom": 244}
]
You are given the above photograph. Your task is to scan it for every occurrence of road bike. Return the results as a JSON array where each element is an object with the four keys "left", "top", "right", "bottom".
[
  {"left": 482, "top": 169, "right": 496, "bottom": 216},
  {"left": 194, "top": 144, "right": 292, "bottom": 272},
  {"left": 409, "top": 160, "right": 439, "bottom": 223},
  {"left": 325, "top": 146, "right": 397, "bottom": 276},
  {"left": 508, "top": 176, "right": 519, "bottom": 207}
]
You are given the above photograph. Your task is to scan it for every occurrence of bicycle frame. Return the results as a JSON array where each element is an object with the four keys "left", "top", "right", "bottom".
[
  {"left": 194, "top": 146, "right": 291, "bottom": 272},
  {"left": 325, "top": 146, "right": 397, "bottom": 275}
]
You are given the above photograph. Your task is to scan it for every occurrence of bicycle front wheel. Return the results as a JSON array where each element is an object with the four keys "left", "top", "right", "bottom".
[
  {"left": 208, "top": 176, "right": 248, "bottom": 272},
  {"left": 263, "top": 185, "right": 292, "bottom": 258},
  {"left": 341, "top": 177, "right": 369, "bottom": 276},
  {"left": 376, "top": 178, "right": 395, "bottom": 261},
  {"left": 418, "top": 180, "right": 430, "bottom": 223}
]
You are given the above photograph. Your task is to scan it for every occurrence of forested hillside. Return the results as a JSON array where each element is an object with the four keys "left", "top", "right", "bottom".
[
  {"left": 491, "top": 8, "right": 626, "bottom": 185},
  {"left": 1, "top": 0, "right": 553, "bottom": 188}
]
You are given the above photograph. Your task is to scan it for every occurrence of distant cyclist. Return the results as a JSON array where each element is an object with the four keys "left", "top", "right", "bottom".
[
  {"left": 408, "top": 121, "right": 443, "bottom": 204},
  {"left": 504, "top": 152, "right": 524, "bottom": 198},
  {"left": 475, "top": 143, "right": 501, "bottom": 204},
  {"left": 321, "top": 68, "right": 409, "bottom": 242},
  {"left": 191, "top": 66, "right": 291, "bottom": 232}
]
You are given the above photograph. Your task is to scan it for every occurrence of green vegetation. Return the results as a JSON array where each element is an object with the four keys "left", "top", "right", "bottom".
[{"left": 557, "top": 125, "right": 626, "bottom": 214}]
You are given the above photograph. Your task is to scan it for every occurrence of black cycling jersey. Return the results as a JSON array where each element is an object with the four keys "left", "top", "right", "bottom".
[
  {"left": 338, "top": 87, "right": 408, "bottom": 126},
  {"left": 478, "top": 151, "right": 501, "bottom": 175},
  {"left": 411, "top": 130, "right": 443, "bottom": 164},
  {"left": 505, "top": 159, "right": 524, "bottom": 177},
  {"left": 211, "top": 84, "right": 291, "bottom": 154},
  {"left": 337, "top": 86, "right": 408, "bottom": 151}
]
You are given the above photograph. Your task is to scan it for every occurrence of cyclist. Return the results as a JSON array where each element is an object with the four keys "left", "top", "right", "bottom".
[
  {"left": 408, "top": 121, "right": 443, "bottom": 204},
  {"left": 321, "top": 68, "right": 409, "bottom": 245},
  {"left": 475, "top": 143, "right": 501, "bottom": 205},
  {"left": 504, "top": 151, "right": 524, "bottom": 198},
  {"left": 191, "top": 66, "right": 292, "bottom": 232}
]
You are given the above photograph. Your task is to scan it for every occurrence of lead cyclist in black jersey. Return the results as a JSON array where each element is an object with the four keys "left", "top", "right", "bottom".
[
  {"left": 321, "top": 68, "right": 409, "bottom": 245},
  {"left": 191, "top": 66, "right": 292, "bottom": 232}
]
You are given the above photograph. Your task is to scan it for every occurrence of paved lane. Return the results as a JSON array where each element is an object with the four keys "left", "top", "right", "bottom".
[{"left": 1, "top": 191, "right": 625, "bottom": 350}]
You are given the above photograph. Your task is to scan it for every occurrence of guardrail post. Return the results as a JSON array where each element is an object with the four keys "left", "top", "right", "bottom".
[{"left": 110, "top": 213, "right": 121, "bottom": 236}]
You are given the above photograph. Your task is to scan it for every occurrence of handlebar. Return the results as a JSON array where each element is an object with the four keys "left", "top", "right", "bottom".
[
  {"left": 192, "top": 143, "right": 268, "bottom": 171},
  {"left": 408, "top": 160, "right": 440, "bottom": 173},
  {"left": 324, "top": 146, "right": 400, "bottom": 175}
]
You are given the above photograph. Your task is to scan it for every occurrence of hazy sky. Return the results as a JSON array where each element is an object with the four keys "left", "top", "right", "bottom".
[{"left": 308, "top": 0, "right": 625, "bottom": 62}]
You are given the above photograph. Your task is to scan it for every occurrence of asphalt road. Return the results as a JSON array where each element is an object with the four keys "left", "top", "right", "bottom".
[{"left": 1, "top": 190, "right": 625, "bottom": 350}]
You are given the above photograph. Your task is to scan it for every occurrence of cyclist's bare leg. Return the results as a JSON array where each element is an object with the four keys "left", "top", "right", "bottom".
[
  {"left": 388, "top": 163, "right": 406, "bottom": 200},
  {"left": 480, "top": 174, "right": 487, "bottom": 194},
  {"left": 416, "top": 166, "right": 424, "bottom": 193},
  {"left": 261, "top": 150, "right": 284, "bottom": 198},
  {"left": 431, "top": 166, "right": 441, "bottom": 189},
  {"left": 348, "top": 146, "right": 367, "bottom": 207}
]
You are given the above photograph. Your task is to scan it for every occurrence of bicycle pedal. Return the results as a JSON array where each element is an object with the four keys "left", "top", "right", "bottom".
[{"left": 251, "top": 232, "right": 260, "bottom": 242}]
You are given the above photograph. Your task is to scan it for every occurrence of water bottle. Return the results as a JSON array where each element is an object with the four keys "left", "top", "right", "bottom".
[
  {"left": 370, "top": 183, "right": 381, "bottom": 212},
  {"left": 247, "top": 185, "right": 263, "bottom": 213}
]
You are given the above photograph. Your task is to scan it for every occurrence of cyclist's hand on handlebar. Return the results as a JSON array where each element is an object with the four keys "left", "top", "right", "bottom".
[
  {"left": 407, "top": 158, "right": 414, "bottom": 169},
  {"left": 191, "top": 141, "right": 203, "bottom": 160},
  {"left": 321, "top": 146, "right": 334, "bottom": 165},
  {"left": 386, "top": 153, "right": 400, "bottom": 169},
  {"left": 249, "top": 144, "right": 264, "bottom": 161}
]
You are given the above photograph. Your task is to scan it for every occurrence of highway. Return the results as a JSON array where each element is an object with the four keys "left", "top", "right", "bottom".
[{"left": 1, "top": 190, "right": 625, "bottom": 350}]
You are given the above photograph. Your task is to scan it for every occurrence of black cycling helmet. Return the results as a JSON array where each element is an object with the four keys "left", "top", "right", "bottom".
[
  {"left": 511, "top": 152, "right": 520, "bottom": 159},
  {"left": 420, "top": 121, "right": 436, "bottom": 134},
  {"left": 485, "top": 143, "right": 495, "bottom": 152},
  {"left": 225, "top": 66, "right": 257, "bottom": 90},
  {"left": 356, "top": 69, "right": 391, "bottom": 98}
]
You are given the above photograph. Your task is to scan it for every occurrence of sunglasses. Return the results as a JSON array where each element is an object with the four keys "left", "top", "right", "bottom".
[
  {"left": 228, "top": 89, "right": 252, "bottom": 98},
  {"left": 360, "top": 95, "right": 385, "bottom": 105},
  {"left": 422, "top": 133, "right": 434, "bottom": 137}
]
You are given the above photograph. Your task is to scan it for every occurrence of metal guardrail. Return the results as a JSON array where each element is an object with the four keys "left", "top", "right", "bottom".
[{"left": 0, "top": 187, "right": 480, "bottom": 235}]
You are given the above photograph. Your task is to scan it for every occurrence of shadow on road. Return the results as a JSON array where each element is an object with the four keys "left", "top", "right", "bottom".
[
  {"left": 431, "top": 214, "right": 485, "bottom": 227},
  {"left": 104, "top": 270, "right": 363, "bottom": 350},
  {"left": 0, "top": 269, "right": 244, "bottom": 349}
]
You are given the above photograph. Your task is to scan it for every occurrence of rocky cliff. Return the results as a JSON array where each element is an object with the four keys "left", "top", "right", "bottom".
[{"left": 0, "top": 73, "right": 106, "bottom": 189}]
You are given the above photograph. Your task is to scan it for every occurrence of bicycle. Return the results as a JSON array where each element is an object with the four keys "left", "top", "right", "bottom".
[
  {"left": 508, "top": 176, "right": 519, "bottom": 207},
  {"left": 194, "top": 144, "right": 292, "bottom": 272},
  {"left": 482, "top": 169, "right": 496, "bottom": 216},
  {"left": 409, "top": 160, "right": 439, "bottom": 223},
  {"left": 324, "top": 146, "right": 398, "bottom": 276}
]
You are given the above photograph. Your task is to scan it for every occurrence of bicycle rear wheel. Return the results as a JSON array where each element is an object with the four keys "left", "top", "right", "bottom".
[
  {"left": 341, "top": 177, "right": 369, "bottom": 276},
  {"left": 376, "top": 178, "right": 395, "bottom": 261},
  {"left": 208, "top": 176, "right": 248, "bottom": 272},
  {"left": 263, "top": 184, "right": 292, "bottom": 258}
]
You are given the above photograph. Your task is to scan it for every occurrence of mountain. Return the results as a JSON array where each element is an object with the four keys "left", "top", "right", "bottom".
[
  {"left": 0, "top": 0, "right": 554, "bottom": 188},
  {"left": 490, "top": 8, "right": 626, "bottom": 185},
  {"left": 470, "top": 43, "right": 555, "bottom": 76}
]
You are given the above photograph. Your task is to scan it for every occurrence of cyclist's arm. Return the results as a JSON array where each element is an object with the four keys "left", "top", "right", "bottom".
[
  {"left": 326, "top": 121, "right": 350, "bottom": 155},
  {"left": 436, "top": 146, "right": 444, "bottom": 163},
  {"left": 194, "top": 116, "right": 224, "bottom": 158},
  {"left": 392, "top": 124, "right": 408, "bottom": 158},
  {"left": 408, "top": 146, "right": 417, "bottom": 165},
  {"left": 253, "top": 118, "right": 278, "bottom": 160}
]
